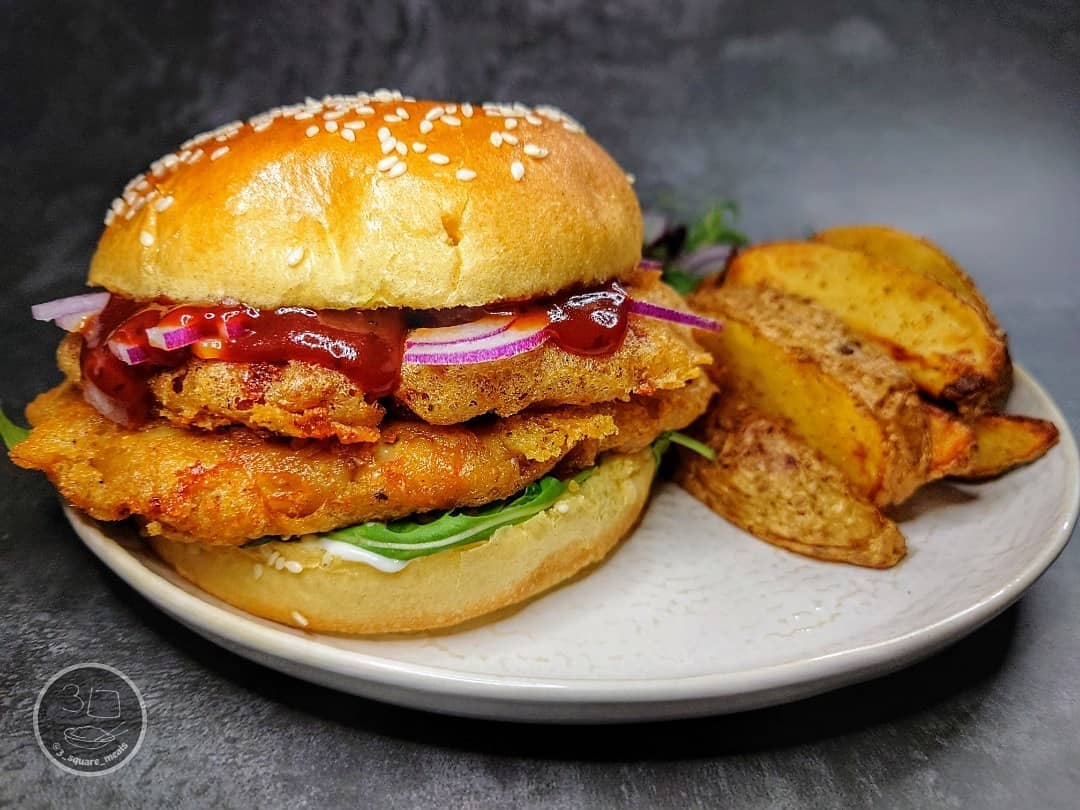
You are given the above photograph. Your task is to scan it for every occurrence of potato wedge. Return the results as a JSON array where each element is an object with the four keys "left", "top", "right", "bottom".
[
  {"left": 688, "top": 284, "right": 930, "bottom": 506},
  {"left": 924, "top": 404, "right": 977, "bottom": 480},
  {"left": 952, "top": 413, "right": 1059, "bottom": 479},
  {"left": 724, "top": 242, "right": 1010, "bottom": 414},
  {"left": 813, "top": 224, "right": 999, "bottom": 326},
  {"left": 675, "top": 401, "right": 906, "bottom": 569}
]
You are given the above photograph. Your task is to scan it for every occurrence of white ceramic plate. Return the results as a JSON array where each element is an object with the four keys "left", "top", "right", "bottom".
[{"left": 67, "top": 366, "right": 1078, "bottom": 723}]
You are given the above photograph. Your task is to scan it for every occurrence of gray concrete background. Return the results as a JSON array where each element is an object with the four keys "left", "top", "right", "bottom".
[{"left": 2, "top": 1, "right": 1078, "bottom": 807}]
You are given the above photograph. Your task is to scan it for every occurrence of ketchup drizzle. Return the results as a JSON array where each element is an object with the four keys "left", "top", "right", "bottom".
[{"left": 78, "top": 281, "right": 632, "bottom": 426}]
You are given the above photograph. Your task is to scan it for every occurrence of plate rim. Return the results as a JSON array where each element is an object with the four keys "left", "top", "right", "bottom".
[{"left": 66, "top": 364, "right": 1079, "bottom": 706}]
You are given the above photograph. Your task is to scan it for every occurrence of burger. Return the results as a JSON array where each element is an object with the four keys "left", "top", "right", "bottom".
[{"left": 9, "top": 91, "right": 718, "bottom": 633}]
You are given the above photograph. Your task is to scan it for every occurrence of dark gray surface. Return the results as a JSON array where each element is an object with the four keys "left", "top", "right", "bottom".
[{"left": 2, "top": 1, "right": 1078, "bottom": 807}]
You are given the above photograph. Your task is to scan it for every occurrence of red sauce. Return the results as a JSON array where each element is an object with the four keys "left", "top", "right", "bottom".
[
  {"left": 79, "top": 281, "right": 631, "bottom": 426},
  {"left": 544, "top": 281, "right": 630, "bottom": 356},
  {"left": 189, "top": 307, "right": 404, "bottom": 397}
]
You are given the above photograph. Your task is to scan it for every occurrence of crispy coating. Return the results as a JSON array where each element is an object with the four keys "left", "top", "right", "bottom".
[
  {"left": 396, "top": 275, "right": 711, "bottom": 424},
  {"left": 12, "top": 377, "right": 712, "bottom": 545},
  {"left": 57, "top": 273, "right": 710, "bottom": 441}
]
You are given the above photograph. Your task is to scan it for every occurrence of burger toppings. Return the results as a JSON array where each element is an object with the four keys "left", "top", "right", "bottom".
[{"left": 34, "top": 278, "right": 720, "bottom": 426}]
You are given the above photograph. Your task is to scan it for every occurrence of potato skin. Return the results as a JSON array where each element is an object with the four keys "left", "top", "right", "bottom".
[
  {"left": 675, "top": 400, "right": 906, "bottom": 569},
  {"left": 689, "top": 284, "right": 931, "bottom": 507},
  {"left": 725, "top": 241, "right": 1011, "bottom": 415}
]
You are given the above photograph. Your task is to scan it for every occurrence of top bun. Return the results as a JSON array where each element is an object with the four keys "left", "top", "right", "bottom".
[{"left": 89, "top": 91, "right": 642, "bottom": 310}]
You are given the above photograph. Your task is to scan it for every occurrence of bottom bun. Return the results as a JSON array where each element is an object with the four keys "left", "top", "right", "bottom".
[{"left": 148, "top": 449, "right": 656, "bottom": 634}]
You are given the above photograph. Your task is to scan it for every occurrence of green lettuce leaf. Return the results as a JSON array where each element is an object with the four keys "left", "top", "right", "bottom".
[
  {"left": 0, "top": 406, "right": 29, "bottom": 451},
  {"left": 684, "top": 201, "right": 748, "bottom": 252},
  {"left": 322, "top": 473, "right": 579, "bottom": 561}
]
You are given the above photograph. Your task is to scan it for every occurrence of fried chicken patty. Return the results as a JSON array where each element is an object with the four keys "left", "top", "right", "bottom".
[
  {"left": 57, "top": 273, "right": 710, "bottom": 442},
  {"left": 13, "top": 378, "right": 714, "bottom": 545}
]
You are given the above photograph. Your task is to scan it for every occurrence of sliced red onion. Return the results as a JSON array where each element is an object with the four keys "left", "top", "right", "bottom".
[
  {"left": 83, "top": 380, "right": 129, "bottom": 425},
  {"left": 145, "top": 324, "right": 203, "bottom": 351},
  {"left": 404, "top": 316, "right": 549, "bottom": 365},
  {"left": 108, "top": 339, "right": 151, "bottom": 365},
  {"left": 675, "top": 243, "right": 736, "bottom": 277},
  {"left": 31, "top": 292, "right": 110, "bottom": 330},
  {"left": 406, "top": 314, "right": 515, "bottom": 348},
  {"left": 629, "top": 299, "right": 722, "bottom": 332}
]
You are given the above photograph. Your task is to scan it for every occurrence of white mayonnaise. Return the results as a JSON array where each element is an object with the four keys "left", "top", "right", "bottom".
[{"left": 307, "top": 537, "right": 410, "bottom": 573}]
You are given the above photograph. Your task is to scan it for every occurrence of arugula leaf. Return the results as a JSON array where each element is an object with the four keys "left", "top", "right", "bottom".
[
  {"left": 685, "top": 201, "right": 748, "bottom": 252},
  {"left": 651, "top": 430, "right": 715, "bottom": 467},
  {"left": 323, "top": 475, "right": 574, "bottom": 561},
  {"left": 660, "top": 267, "right": 702, "bottom": 295},
  {"left": 0, "top": 406, "right": 29, "bottom": 451}
]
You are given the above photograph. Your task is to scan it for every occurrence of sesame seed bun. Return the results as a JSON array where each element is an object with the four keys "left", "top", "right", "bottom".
[
  {"left": 146, "top": 449, "right": 655, "bottom": 634},
  {"left": 89, "top": 93, "right": 642, "bottom": 310}
]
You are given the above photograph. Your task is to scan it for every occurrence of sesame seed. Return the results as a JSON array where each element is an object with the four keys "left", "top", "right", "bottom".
[
  {"left": 268, "top": 551, "right": 280, "bottom": 565},
  {"left": 511, "top": 161, "right": 525, "bottom": 181},
  {"left": 425, "top": 106, "right": 445, "bottom": 121},
  {"left": 394, "top": 141, "right": 406, "bottom": 156},
  {"left": 377, "top": 126, "right": 391, "bottom": 142},
  {"left": 377, "top": 155, "right": 399, "bottom": 171},
  {"left": 123, "top": 189, "right": 137, "bottom": 205},
  {"left": 563, "top": 121, "right": 584, "bottom": 133},
  {"left": 139, "top": 231, "right": 155, "bottom": 246},
  {"left": 556, "top": 501, "right": 570, "bottom": 514},
  {"left": 380, "top": 139, "right": 397, "bottom": 154},
  {"left": 214, "top": 134, "right": 228, "bottom": 142},
  {"left": 135, "top": 178, "right": 150, "bottom": 191},
  {"left": 626, "top": 173, "right": 636, "bottom": 185},
  {"left": 154, "top": 195, "right": 174, "bottom": 212},
  {"left": 284, "top": 560, "right": 303, "bottom": 574},
  {"left": 104, "top": 210, "right": 116, "bottom": 226},
  {"left": 287, "top": 246, "right": 305, "bottom": 266},
  {"left": 323, "top": 109, "right": 346, "bottom": 120},
  {"left": 210, "top": 146, "right": 230, "bottom": 160},
  {"left": 505, "top": 118, "right": 518, "bottom": 129},
  {"left": 324, "top": 120, "right": 339, "bottom": 132},
  {"left": 355, "top": 105, "right": 375, "bottom": 115},
  {"left": 490, "top": 132, "right": 503, "bottom": 147},
  {"left": 387, "top": 161, "right": 408, "bottom": 178},
  {"left": 344, "top": 120, "right": 366, "bottom": 130},
  {"left": 461, "top": 102, "right": 474, "bottom": 118},
  {"left": 305, "top": 125, "right": 319, "bottom": 137},
  {"left": 502, "top": 132, "right": 519, "bottom": 145},
  {"left": 124, "top": 208, "right": 137, "bottom": 220},
  {"left": 412, "top": 142, "right": 427, "bottom": 153},
  {"left": 428, "top": 153, "right": 450, "bottom": 165},
  {"left": 294, "top": 111, "right": 314, "bottom": 120},
  {"left": 162, "top": 153, "right": 180, "bottom": 168},
  {"left": 419, "top": 120, "right": 434, "bottom": 134},
  {"left": 383, "top": 114, "right": 402, "bottom": 123},
  {"left": 523, "top": 143, "right": 548, "bottom": 158},
  {"left": 456, "top": 168, "right": 476, "bottom": 181},
  {"left": 340, "top": 128, "right": 356, "bottom": 142},
  {"left": 253, "top": 563, "right": 264, "bottom": 580},
  {"left": 526, "top": 114, "right": 543, "bottom": 125},
  {"left": 291, "top": 610, "right": 309, "bottom": 627},
  {"left": 187, "top": 148, "right": 204, "bottom": 163},
  {"left": 395, "top": 106, "right": 410, "bottom": 119},
  {"left": 441, "top": 115, "right": 462, "bottom": 127},
  {"left": 110, "top": 198, "right": 124, "bottom": 214}
]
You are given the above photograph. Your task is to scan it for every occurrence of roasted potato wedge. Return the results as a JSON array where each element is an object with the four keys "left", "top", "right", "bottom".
[
  {"left": 675, "top": 401, "right": 906, "bottom": 569},
  {"left": 724, "top": 242, "right": 1011, "bottom": 414},
  {"left": 688, "top": 284, "right": 930, "bottom": 506},
  {"left": 813, "top": 224, "right": 999, "bottom": 326},
  {"left": 953, "top": 413, "right": 1059, "bottom": 479},
  {"left": 924, "top": 404, "right": 977, "bottom": 480}
]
